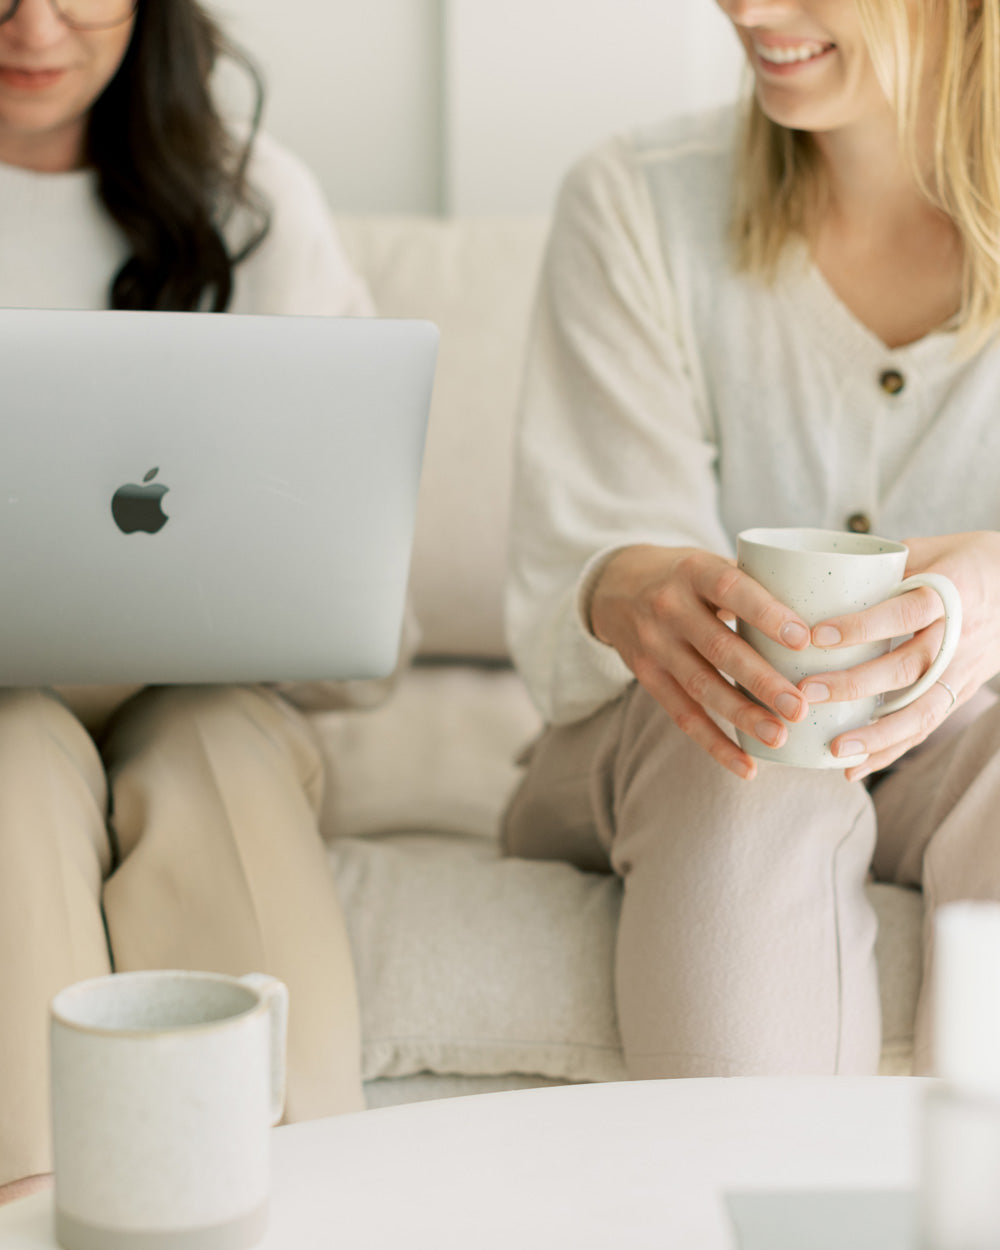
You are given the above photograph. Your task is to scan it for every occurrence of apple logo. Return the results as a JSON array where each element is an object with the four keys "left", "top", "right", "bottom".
[{"left": 111, "top": 467, "right": 170, "bottom": 535}]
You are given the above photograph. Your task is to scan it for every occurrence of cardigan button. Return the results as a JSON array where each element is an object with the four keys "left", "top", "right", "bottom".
[
  {"left": 879, "top": 369, "right": 905, "bottom": 395},
  {"left": 847, "top": 513, "right": 872, "bottom": 534}
]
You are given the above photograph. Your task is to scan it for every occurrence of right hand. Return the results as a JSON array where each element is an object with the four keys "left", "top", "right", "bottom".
[{"left": 589, "top": 545, "right": 813, "bottom": 779}]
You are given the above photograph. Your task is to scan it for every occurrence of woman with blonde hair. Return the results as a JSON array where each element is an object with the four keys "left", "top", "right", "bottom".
[{"left": 503, "top": 0, "right": 1000, "bottom": 1079}]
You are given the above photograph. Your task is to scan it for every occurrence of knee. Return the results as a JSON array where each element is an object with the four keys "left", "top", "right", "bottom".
[
  {"left": 0, "top": 688, "right": 97, "bottom": 769},
  {"left": 0, "top": 689, "right": 106, "bottom": 850},
  {"left": 612, "top": 724, "right": 875, "bottom": 882},
  {"left": 112, "top": 684, "right": 304, "bottom": 745},
  {"left": 106, "top": 685, "right": 324, "bottom": 799},
  {"left": 0, "top": 688, "right": 78, "bottom": 733}
]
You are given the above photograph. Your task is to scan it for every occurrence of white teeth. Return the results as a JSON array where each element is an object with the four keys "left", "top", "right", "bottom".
[{"left": 754, "top": 41, "right": 831, "bottom": 64}]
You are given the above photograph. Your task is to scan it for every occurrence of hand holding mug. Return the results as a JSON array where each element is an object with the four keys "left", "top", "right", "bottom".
[
  {"left": 590, "top": 543, "right": 815, "bottom": 779},
  {"left": 792, "top": 531, "right": 1000, "bottom": 779},
  {"left": 736, "top": 528, "right": 963, "bottom": 771}
]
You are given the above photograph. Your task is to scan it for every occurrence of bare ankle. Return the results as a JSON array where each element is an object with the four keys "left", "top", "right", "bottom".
[{"left": 0, "top": 1173, "right": 52, "bottom": 1206}]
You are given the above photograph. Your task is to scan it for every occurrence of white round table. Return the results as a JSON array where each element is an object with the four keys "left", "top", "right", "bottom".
[{"left": 0, "top": 1077, "right": 926, "bottom": 1249}]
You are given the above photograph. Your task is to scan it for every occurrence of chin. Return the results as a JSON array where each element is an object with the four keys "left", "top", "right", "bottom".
[{"left": 754, "top": 89, "right": 846, "bottom": 134}]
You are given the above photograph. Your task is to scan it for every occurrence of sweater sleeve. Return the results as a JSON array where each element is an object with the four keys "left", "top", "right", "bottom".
[{"left": 505, "top": 136, "right": 731, "bottom": 726}]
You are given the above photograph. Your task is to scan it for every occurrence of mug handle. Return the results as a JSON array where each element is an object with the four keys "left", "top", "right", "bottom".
[
  {"left": 876, "top": 573, "right": 963, "bottom": 717},
  {"left": 240, "top": 973, "right": 288, "bottom": 1126}
]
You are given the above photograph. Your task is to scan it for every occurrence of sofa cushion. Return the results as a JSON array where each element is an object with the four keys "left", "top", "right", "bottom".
[
  {"left": 336, "top": 216, "right": 549, "bottom": 660},
  {"left": 332, "top": 832, "right": 627, "bottom": 1085},
  {"left": 330, "top": 832, "right": 923, "bottom": 1085},
  {"left": 314, "top": 664, "right": 542, "bottom": 841}
]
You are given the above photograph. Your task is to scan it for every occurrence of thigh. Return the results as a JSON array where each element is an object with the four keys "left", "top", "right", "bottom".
[
  {"left": 101, "top": 684, "right": 363, "bottom": 1119},
  {"left": 0, "top": 689, "right": 111, "bottom": 1185},
  {"left": 0, "top": 689, "right": 111, "bottom": 969},
  {"left": 100, "top": 684, "right": 332, "bottom": 969}
]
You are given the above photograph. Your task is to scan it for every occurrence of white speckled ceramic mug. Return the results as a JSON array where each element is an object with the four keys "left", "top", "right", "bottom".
[
  {"left": 50, "top": 970, "right": 288, "bottom": 1250},
  {"left": 736, "top": 527, "right": 962, "bottom": 769}
]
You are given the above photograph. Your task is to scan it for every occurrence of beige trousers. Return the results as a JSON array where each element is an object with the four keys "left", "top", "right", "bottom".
[
  {"left": 502, "top": 681, "right": 1000, "bottom": 1080},
  {"left": 0, "top": 685, "right": 363, "bottom": 1188}
]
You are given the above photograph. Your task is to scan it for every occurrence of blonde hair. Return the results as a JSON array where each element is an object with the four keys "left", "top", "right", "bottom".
[{"left": 733, "top": 0, "right": 1000, "bottom": 342}]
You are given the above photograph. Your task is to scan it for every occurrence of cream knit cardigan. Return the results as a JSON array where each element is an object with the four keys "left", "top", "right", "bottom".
[{"left": 506, "top": 107, "right": 1000, "bottom": 727}]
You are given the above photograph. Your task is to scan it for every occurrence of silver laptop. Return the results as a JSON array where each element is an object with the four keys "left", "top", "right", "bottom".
[{"left": 0, "top": 308, "right": 437, "bottom": 685}]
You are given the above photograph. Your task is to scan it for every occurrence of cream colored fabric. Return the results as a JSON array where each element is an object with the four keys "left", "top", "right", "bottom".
[
  {"left": 499, "top": 681, "right": 1000, "bottom": 1081},
  {"left": 330, "top": 832, "right": 627, "bottom": 1084},
  {"left": 507, "top": 109, "right": 1000, "bottom": 726},
  {"left": 330, "top": 830, "right": 921, "bottom": 1086},
  {"left": 336, "top": 216, "right": 549, "bottom": 659},
  {"left": 0, "top": 134, "right": 372, "bottom": 318},
  {"left": 869, "top": 882, "right": 923, "bottom": 1075},
  {"left": 363, "top": 1073, "right": 568, "bottom": 1110},
  {"left": 0, "top": 686, "right": 363, "bottom": 1189},
  {"left": 314, "top": 665, "right": 542, "bottom": 841},
  {"left": 504, "top": 684, "right": 885, "bottom": 1078}
]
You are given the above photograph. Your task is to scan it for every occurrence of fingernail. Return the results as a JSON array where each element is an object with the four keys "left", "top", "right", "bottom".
[
  {"left": 775, "top": 693, "right": 803, "bottom": 720},
  {"left": 756, "top": 719, "right": 782, "bottom": 746},
  {"left": 837, "top": 740, "right": 866, "bottom": 759},
  {"left": 800, "top": 682, "right": 830, "bottom": 703},
  {"left": 780, "top": 622, "right": 810, "bottom": 648},
  {"left": 733, "top": 759, "right": 755, "bottom": 780},
  {"left": 814, "top": 626, "right": 842, "bottom": 647}
]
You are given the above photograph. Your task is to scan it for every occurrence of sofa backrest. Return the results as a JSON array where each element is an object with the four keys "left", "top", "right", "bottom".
[{"left": 337, "top": 216, "right": 549, "bottom": 661}]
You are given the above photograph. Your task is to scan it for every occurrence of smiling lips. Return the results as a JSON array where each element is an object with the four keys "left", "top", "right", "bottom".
[
  {"left": 752, "top": 38, "right": 835, "bottom": 70},
  {"left": 0, "top": 66, "right": 67, "bottom": 89}
]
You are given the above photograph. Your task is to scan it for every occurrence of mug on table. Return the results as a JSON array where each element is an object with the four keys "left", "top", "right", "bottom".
[{"left": 50, "top": 968, "right": 287, "bottom": 1250}]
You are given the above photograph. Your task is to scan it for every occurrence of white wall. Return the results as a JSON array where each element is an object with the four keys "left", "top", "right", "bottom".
[
  {"left": 210, "top": 0, "right": 443, "bottom": 214},
  {"left": 210, "top": 0, "right": 743, "bottom": 216},
  {"left": 444, "top": 1, "right": 744, "bottom": 214}
]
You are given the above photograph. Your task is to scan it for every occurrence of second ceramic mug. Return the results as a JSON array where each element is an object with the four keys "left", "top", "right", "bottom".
[
  {"left": 735, "top": 527, "right": 963, "bottom": 769},
  {"left": 50, "top": 969, "right": 288, "bottom": 1250}
]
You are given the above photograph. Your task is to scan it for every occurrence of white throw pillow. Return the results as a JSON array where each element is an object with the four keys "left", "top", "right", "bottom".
[
  {"left": 331, "top": 833, "right": 922, "bottom": 1085},
  {"left": 331, "top": 832, "right": 628, "bottom": 1085}
]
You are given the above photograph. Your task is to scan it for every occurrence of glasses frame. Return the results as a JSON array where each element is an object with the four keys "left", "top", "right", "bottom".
[{"left": 0, "top": 0, "right": 137, "bottom": 31}]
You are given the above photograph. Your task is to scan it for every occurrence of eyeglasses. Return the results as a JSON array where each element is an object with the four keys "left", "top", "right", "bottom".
[{"left": 0, "top": 0, "right": 137, "bottom": 31}]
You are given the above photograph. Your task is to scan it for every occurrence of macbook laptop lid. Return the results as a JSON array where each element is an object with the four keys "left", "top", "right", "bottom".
[{"left": 0, "top": 308, "right": 438, "bottom": 685}]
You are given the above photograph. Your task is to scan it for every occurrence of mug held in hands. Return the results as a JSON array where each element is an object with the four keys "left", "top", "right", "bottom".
[{"left": 735, "top": 527, "right": 962, "bottom": 769}]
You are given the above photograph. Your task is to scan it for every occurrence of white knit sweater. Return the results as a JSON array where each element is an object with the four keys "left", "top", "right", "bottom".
[
  {"left": 507, "top": 107, "right": 1000, "bottom": 726},
  {"left": 0, "top": 131, "right": 372, "bottom": 317}
]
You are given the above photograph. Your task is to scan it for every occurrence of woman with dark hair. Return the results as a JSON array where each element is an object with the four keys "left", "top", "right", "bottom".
[{"left": 0, "top": 0, "right": 382, "bottom": 1199}]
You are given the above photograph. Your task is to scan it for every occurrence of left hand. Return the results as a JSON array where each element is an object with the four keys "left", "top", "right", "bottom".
[{"left": 795, "top": 531, "right": 1000, "bottom": 780}]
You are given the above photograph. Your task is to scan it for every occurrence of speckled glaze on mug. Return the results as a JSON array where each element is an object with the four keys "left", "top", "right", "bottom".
[
  {"left": 736, "top": 527, "right": 962, "bottom": 769},
  {"left": 50, "top": 970, "right": 287, "bottom": 1250}
]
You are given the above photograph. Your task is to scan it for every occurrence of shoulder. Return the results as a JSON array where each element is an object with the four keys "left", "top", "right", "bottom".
[
  {"left": 630, "top": 104, "right": 740, "bottom": 172},
  {"left": 554, "top": 105, "right": 739, "bottom": 260},
  {"left": 630, "top": 106, "right": 739, "bottom": 253},
  {"left": 225, "top": 131, "right": 373, "bottom": 317},
  {"left": 241, "top": 130, "right": 331, "bottom": 226}
]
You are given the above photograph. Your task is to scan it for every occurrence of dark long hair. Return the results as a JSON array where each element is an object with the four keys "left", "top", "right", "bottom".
[{"left": 87, "top": 0, "right": 270, "bottom": 312}]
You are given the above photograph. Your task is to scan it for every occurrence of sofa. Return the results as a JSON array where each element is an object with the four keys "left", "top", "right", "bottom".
[{"left": 306, "top": 214, "right": 923, "bottom": 1109}]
